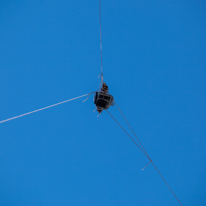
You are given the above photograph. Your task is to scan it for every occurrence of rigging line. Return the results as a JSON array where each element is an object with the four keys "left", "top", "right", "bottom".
[
  {"left": 152, "top": 162, "right": 183, "bottom": 206},
  {"left": 0, "top": 91, "right": 96, "bottom": 124},
  {"left": 99, "top": 0, "right": 103, "bottom": 85},
  {"left": 109, "top": 106, "right": 182, "bottom": 206},
  {"left": 115, "top": 103, "right": 150, "bottom": 158},
  {"left": 106, "top": 110, "right": 148, "bottom": 157}
]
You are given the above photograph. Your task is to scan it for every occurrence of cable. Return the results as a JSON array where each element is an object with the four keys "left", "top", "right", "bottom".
[
  {"left": 152, "top": 162, "right": 183, "bottom": 206},
  {"left": 115, "top": 103, "right": 149, "bottom": 158},
  {"left": 0, "top": 91, "right": 95, "bottom": 124},
  {"left": 107, "top": 108, "right": 182, "bottom": 206},
  {"left": 99, "top": 0, "right": 103, "bottom": 86},
  {"left": 106, "top": 110, "right": 147, "bottom": 157}
]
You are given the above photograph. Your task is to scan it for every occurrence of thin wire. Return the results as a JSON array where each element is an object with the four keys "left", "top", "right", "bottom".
[
  {"left": 142, "top": 160, "right": 152, "bottom": 171},
  {"left": 0, "top": 91, "right": 95, "bottom": 124},
  {"left": 109, "top": 106, "right": 183, "bottom": 206},
  {"left": 99, "top": 0, "right": 103, "bottom": 86},
  {"left": 115, "top": 103, "right": 150, "bottom": 158},
  {"left": 106, "top": 110, "right": 147, "bottom": 157},
  {"left": 152, "top": 162, "right": 183, "bottom": 206}
]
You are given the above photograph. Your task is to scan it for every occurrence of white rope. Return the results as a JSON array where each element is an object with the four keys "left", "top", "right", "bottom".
[
  {"left": 0, "top": 92, "right": 95, "bottom": 124},
  {"left": 83, "top": 92, "right": 93, "bottom": 103}
]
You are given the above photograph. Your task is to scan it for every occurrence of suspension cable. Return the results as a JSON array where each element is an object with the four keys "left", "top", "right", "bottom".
[
  {"left": 115, "top": 103, "right": 149, "bottom": 158},
  {"left": 107, "top": 108, "right": 182, "bottom": 206},
  {"left": 99, "top": 0, "right": 103, "bottom": 86},
  {"left": 106, "top": 110, "right": 148, "bottom": 157},
  {"left": 0, "top": 91, "right": 95, "bottom": 124}
]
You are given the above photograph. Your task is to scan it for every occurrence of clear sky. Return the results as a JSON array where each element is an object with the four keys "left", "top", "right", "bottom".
[{"left": 0, "top": 1, "right": 206, "bottom": 205}]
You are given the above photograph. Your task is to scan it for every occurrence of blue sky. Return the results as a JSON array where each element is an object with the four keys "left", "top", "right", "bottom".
[{"left": 0, "top": 1, "right": 206, "bottom": 205}]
